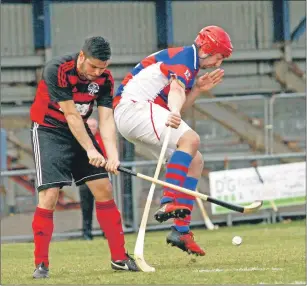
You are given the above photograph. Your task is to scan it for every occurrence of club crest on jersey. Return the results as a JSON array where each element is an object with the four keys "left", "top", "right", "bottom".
[
  {"left": 184, "top": 70, "right": 191, "bottom": 80},
  {"left": 88, "top": 82, "right": 99, "bottom": 96}
]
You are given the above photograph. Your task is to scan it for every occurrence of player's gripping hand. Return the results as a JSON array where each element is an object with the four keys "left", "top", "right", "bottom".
[
  {"left": 166, "top": 110, "right": 181, "bottom": 129},
  {"left": 87, "top": 148, "right": 106, "bottom": 168},
  {"left": 105, "top": 156, "right": 120, "bottom": 175}
]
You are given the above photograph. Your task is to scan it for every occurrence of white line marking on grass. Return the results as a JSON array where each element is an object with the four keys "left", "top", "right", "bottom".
[
  {"left": 196, "top": 267, "right": 283, "bottom": 273},
  {"left": 259, "top": 281, "right": 306, "bottom": 285}
]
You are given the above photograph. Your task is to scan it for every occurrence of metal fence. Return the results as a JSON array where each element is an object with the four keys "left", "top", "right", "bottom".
[
  {"left": 193, "top": 93, "right": 306, "bottom": 156},
  {"left": 113, "top": 154, "right": 306, "bottom": 231},
  {"left": 269, "top": 93, "right": 306, "bottom": 152},
  {"left": 1, "top": 153, "right": 306, "bottom": 243},
  {"left": 1, "top": 93, "right": 306, "bottom": 241}
]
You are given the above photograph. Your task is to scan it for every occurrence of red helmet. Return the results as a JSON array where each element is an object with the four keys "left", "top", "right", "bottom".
[{"left": 195, "top": 26, "right": 233, "bottom": 58}]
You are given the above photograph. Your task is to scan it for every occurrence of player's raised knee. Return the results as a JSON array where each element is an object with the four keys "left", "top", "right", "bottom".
[
  {"left": 191, "top": 132, "right": 201, "bottom": 150},
  {"left": 179, "top": 130, "right": 201, "bottom": 152},
  {"left": 194, "top": 151, "right": 204, "bottom": 168}
]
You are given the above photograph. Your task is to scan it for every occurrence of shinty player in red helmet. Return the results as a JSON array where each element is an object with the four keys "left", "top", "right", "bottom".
[
  {"left": 113, "top": 26, "right": 233, "bottom": 257},
  {"left": 195, "top": 25, "right": 233, "bottom": 59}
]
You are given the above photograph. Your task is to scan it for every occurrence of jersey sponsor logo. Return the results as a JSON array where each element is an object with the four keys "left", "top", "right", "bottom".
[
  {"left": 184, "top": 69, "right": 191, "bottom": 80},
  {"left": 88, "top": 82, "right": 99, "bottom": 96},
  {"left": 75, "top": 103, "right": 90, "bottom": 116},
  {"left": 59, "top": 102, "right": 90, "bottom": 116}
]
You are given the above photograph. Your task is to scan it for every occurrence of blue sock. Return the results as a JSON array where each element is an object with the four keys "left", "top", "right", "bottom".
[
  {"left": 174, "top": 176, "right": 198, "bottom": 233},
  {"left": 160, "top": 150, "right": 192, "bottom": 205}
]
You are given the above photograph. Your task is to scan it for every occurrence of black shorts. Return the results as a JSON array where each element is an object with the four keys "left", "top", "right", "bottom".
[{"left": 30, "top": 122, "right": 109, "bottom": 192}]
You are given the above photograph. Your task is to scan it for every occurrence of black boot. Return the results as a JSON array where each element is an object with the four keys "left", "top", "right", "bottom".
[{"left": 33, "top": 262, "right": 49, "bottom": 279}]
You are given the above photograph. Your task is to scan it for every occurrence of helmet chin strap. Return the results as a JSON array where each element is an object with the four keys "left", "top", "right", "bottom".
[
  {"left": 196, "top": 45, "right": 212, "bottom": 60},
  {"left": 198, "top": 53, "right": 211, "bottom": 60},
  {"left": 194, "top": 43, "right": 211, "bottom": 60}
]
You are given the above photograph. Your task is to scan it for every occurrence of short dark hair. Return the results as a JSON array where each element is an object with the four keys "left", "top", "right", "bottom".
[{"left": 82, "top": 36, "right": 111, "bottom": 61}]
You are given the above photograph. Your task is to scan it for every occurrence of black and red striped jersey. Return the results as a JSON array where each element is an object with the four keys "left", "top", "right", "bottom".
[{"left": 30, "top": 53, "right": 114, "bottom": 128}]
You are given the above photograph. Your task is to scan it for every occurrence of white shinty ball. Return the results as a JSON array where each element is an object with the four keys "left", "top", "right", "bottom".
[{"left": 232, "top": 236, "right": 242, "bottom": 246}]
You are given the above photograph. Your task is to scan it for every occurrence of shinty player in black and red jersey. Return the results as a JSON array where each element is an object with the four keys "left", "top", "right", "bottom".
[{"left": 30, "top": 36, "right": 139, "bottom": 278}]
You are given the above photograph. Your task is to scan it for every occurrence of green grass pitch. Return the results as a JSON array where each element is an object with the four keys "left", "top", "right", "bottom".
[{"left": 1, "top": 220, "right": 305, "bottom": 284}]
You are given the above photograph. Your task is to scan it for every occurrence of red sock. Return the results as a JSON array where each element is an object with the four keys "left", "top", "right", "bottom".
[
  {"left": 96, "top": 200, "right": 127, "bottom": 261},
  {"left": 32, "top": 207, "right": 54, "bottom": 267}
]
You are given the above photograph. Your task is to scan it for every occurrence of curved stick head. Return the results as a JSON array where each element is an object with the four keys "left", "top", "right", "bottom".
[
  {"left": 134, "top": 253, "right": 156, "bottom": 272},
  {"left": 243, "top": 200, "right": 263, "bottom": 214}
]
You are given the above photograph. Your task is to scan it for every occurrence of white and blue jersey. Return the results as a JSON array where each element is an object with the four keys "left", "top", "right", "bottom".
[{"left": 113, "top": 44, "right": 200, "bottom": 110}]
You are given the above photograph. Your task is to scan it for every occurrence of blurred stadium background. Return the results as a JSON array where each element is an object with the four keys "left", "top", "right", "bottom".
[{"left": 0, "top": 0, "right": 306, "bottom": 242}]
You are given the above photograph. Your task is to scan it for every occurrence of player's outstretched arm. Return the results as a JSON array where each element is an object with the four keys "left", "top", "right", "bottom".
[{"left": 97, "top": 106, "right": 120, "bottom": 174}]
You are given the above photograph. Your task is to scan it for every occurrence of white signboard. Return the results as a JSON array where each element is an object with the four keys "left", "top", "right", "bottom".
[{"left": 209, "top": 162, "right": 306, "bottom": 214}]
